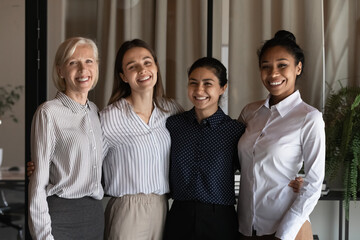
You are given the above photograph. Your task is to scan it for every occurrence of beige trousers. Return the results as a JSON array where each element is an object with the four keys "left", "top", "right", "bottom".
[
  {"left": 239, "top": 220, "right": 313, "bottom": 240},
  {"left": 104, "top": 194, "right": 168, "bottom": 240}
]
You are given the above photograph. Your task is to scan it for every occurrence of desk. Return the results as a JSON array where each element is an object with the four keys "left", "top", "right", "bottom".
[
  {"left": 0, "top": 167, "right": 25, "bottom": 181},
  {"left": 0, "top": 166, "right": 25, "bottom": 207},
  {"left": 319, "top": 190, "right": 360, "bottom": 240},
  {"left": 0, "top": 167, "right": 25, "bottom": 191}
]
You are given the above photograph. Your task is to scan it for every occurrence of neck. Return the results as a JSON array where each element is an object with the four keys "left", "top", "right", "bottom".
[
  {"left": 126, "top": 91, "right": 154, "bottom": 123},
  {"left": 269, "top": 90, "right": 296, "bottom": 106},
  {"left": 269, "top": 96, "right": 280, "bottom": 106}
]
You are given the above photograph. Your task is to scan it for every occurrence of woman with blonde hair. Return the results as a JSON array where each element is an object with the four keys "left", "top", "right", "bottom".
[{"left": 28, "top": 37, "right": 104, "bottom": 240}]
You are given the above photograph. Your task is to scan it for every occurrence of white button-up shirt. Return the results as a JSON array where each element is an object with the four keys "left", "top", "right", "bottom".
[{"left": 237, "top": 91, "right": 325, "bottom": 240}]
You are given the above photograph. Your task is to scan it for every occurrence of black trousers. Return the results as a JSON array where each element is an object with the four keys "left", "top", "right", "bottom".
[{"left": 163, "top": 200, "right": 239, "bottom": 240}]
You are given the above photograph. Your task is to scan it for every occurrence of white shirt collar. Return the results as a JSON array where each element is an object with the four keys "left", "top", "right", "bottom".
[{"left": 262, "top": 90, "right": 302, "bottom": 117}]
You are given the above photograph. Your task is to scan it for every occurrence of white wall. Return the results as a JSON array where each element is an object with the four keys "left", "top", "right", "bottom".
[
  {"left": 311, "top": 200, "right": 360, "bottom": 240},
  {"left": 0, "top": 0, "right": 25, "bottom": 167}
]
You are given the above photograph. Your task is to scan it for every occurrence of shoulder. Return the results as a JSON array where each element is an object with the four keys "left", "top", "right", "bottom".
[
  {"left": 157, "top": 97, "right": 184, "bottom": 114},
  {"left": 238, "top": 99, "right": 265, "bottom": 123},
  {"left": 166, "top": 110, "right": 190, "bottom": 129},
  {"left": 242, "top": 100, "right": 264, "bottom": 114},
  {"left": 32, "top": 99, "right": 64, "bottom": 127},
  {"left": 100, "top": 99, "right": 123, "bottom": 116},
  {"left": 297, "top": 102, "right": 323, "bottom": 121},
  {"left": 34, "top": 98, "right": 62, "bottom": 116},
  {"left": 292, "top": 102, "right": 325, "bottom": 132},
  {"left": 221, "top": 113, "right": 246, "bottom": 135},
  {"left": 167, "top": 110, "right": 188, "bottom": 122}
]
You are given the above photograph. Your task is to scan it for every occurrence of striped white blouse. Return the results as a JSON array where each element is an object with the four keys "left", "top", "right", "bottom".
[
  {"left": 100, "top": 98, "right": 182, "bottom": 197},
  {"left": 28, "top": 91, "right": 104, "bottom": 240}
]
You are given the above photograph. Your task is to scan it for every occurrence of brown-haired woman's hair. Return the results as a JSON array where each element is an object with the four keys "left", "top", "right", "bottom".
[{"left": 108, "top": 39, "right": 167, "bottom": 111}]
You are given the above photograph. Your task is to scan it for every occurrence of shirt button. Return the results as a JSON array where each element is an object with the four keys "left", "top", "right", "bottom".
[
  {"left": 93, "top": 165, "right": 97, "bottom": 169},
  {"left": 90, "top": 129, "right": 93, "bottom": 133}
]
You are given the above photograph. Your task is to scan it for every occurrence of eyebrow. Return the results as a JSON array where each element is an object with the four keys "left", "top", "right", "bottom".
[
  {"left": 261, "top": 58, "right": 289, "bottom": 63},
  {"left": 125, "top": 56, "right": 153, "bottom": 67},
  {"left": 189, "top": 78, "right": 215, "bottom": 82}
]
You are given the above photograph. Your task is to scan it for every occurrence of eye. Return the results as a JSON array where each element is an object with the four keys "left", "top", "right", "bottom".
[
  {"left": 261, "top": 65, "right": 270, "bottom": 70},
  {"left": 188, "top": 80, "right": 197, "bottom": 85},
  {"left": 86, "top": 59, "right": 94, "bottom": 64},
  {"left": 204, "top": 82, "right": 212, "bottom": 86},
  {"left": 278, "top": 63, "right": 287, "bottom": 68},
  {"left": 69, "top": 61, "right": 76, "bottom": 66},
  {"left": 144, "top": 60, "right": 152, "bottom": 66}
]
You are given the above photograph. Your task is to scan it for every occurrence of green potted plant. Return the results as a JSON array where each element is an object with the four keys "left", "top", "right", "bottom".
[
  {"left": 0, "top": 84, "right": 23, "bottom": 124},
  {"left": 0, "top": 84, "right": 22, "bottom": 166},
  {"left": 324, "top": 83, "right": 360, "bottom": 219}
]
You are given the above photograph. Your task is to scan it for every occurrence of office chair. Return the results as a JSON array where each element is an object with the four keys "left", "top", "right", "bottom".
[{"left": 0, "top": 189, "right": 24, "bottom": 240}]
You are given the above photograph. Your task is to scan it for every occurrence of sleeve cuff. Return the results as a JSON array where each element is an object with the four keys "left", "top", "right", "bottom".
[{"left": 275, "top": 210, "right": 307, "bottom": 240}]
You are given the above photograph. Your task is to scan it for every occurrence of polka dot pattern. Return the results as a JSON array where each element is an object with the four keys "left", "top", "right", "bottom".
[{"left": 166, "top": 107, "right": 245, "bottom": 205}]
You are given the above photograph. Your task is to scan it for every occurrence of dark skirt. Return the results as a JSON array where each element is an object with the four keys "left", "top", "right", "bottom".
[
  {"left": 164, "top": 200, "right": 239, "bottom": 240},
  {"left": 47, "top": 195, "right": 104, "bottom": 240}
]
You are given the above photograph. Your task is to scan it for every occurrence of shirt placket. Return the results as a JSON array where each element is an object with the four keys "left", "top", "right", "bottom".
[
  {"left": 252, "top": 108, "right": 273, "bottom": 232},
  {"left": 85, "top": 109, "right": 99, "bottom": 193},
  {"left": 194, "top": 121, "right": 207, "bottom": 200},
  {"left": 150, "top": 127, "right": 161, "bottom": 189}
]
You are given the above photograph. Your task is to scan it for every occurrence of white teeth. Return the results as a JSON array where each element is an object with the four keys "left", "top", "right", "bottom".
[
  {"left": 270, "top": 81, "right": 282, "bottom": 86},
  {"left": 138, "top": 76, "right": 150, "bottom": 81},
  {"left": 195, "top": 97, "right": 207, "bottom": 100},
  {"left": 78, "top": 77, "right": 89, "bottom": 82}
]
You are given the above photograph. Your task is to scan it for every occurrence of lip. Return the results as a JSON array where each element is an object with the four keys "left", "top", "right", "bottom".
[
  {"left": 194, "top": 96, "right": 209, "bottom": 101},
  {"left": 137, "top": 75, "right": 151, "bottom": 82},
  {"left": 76, "top": 76, "right": 90, "bottom": 82},
  {"left": 268, "top": 79, "right": 285, "bottom": 86}
]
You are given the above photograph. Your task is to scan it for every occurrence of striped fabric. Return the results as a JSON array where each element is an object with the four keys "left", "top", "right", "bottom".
[
  {"left": 28, "top": 91, "right": 104, "bottom": 240},
  {"left": 100, "top": 98, "right": 182, "bottom": 197}
]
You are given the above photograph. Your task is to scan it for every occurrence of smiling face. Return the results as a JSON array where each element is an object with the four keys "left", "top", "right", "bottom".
[
  {"left": 188, "top": 67, "right": 227, "bottom": 121},
  {"left": 260, "top": 45, "right": 302, "bottom": 105},
  {"left": 120, "top": 47, "right": 158, "bottom": 95},
  {"left": 58, "top": 44, "right": 98, "bottom": 98}
]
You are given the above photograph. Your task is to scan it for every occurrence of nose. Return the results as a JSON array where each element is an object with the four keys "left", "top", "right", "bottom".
[
  {"left": 195, "top": 83, "right": 204, "bottom": 93},
  {"left": 271, "top": 67, "right": 280, "bottom": 78},
  {"left": 138, "top": 65, "right": 146, "bottom": 74},
  {"left": 78, "top": 62, "right": 86, "bottom": 72}
]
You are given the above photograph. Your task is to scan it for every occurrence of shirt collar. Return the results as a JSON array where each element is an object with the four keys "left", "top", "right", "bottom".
[
  {"left": 188, "top": 107, "right": 226, "bottom": 128},
  {"left": 262, "top": 90, "right": 302, "bottom": 117},
  {"left": 117, "top": 98, "right": 157, "bottom": 113},
  {"left": 56, "top": 91, "right": 90, "bottom": 113}
]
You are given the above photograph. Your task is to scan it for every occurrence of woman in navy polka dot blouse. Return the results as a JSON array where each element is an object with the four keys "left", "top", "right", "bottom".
[
  {"left": 163, "top": 57, "right": 302, "bottom": 240},
  {"left": 164, "top": 57, "right": 245, "bottom": 240}
]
